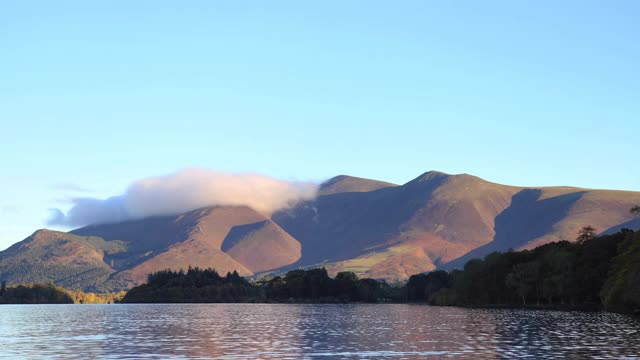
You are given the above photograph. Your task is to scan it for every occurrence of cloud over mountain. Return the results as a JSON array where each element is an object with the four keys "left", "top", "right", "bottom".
[{"left": 49, "top": 169, "right": 318, "bottom": 227}]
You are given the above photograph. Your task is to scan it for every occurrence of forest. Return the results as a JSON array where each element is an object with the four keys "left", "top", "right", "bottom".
[
  {"left": 121, "top": 267, "right": 401, "bottom": 303},
  {"left": 122, "top": 228, "right": 640, "bottom": 315},
  {"left": 0, "top": 283, "right": 74, "bottom": 304},
  {"left": 408, "top": 228, "right": 640, "bottom": 314},
  {"left": 3, "top": 228, "right": 638, "bottom": 316},
  {"left": 0, "top": 281, "right": 125, "bottom": 304}
]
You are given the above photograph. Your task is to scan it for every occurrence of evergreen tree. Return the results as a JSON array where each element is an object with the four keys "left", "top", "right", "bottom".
[{"left": 577, "top": 226, "right": 597, "bottom": 244}]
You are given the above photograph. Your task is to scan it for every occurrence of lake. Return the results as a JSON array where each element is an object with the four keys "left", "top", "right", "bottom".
[{"left": 0, "top": 304, "right": 639, "bottom": 359}]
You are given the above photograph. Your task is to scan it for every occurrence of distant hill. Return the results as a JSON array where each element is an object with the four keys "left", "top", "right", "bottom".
[
  {"left": 0, "top": 206, "right": 301, "bottom": 291},
  {"left": 1, "top": 171, "right": 639, "bottom": 291},
  {"left": 318, "top": 175, "right": 397, "bottom": 195},
  {"left": 0, "top": 230, "right": 121, "bottom": 291},
  {"left": 276, "top": 171, "right": 640, "bottom": 277}
]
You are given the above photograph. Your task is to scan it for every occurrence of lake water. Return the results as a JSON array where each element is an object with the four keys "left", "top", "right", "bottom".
[{"left": 1, "top": 304, "right": 639, "bottom": 359}]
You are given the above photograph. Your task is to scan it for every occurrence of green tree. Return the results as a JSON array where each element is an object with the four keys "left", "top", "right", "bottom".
[
  {"left": 454, "top": 259, "right": 486, "bottom": 304},
  {"left": 541, "top": 249, "right": 576, "bottom": 304},
  {"left": 356, "top": 278, "right": 382, "bottom": 303},
  {"left": 405, "top": 273, "right": 429, "bottom": 302},
  {"left": 601, "top": 231, "right": 640, "bottom": 314},
  {"left": 405, "top": 271, "right": 452, "bottom": 303},
  {"left": 506, "top": 261, "right": 541, "bottom": 305},
  {"left": 577, "top": 226, "right": 597, "bottom": 244},
  {"left": 334, "top": 272, "right": 359, "bottom": 301}
]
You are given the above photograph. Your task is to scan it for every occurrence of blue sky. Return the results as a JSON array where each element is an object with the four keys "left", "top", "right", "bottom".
[{"left": 1, "top": 1, "right": 639, "bottom": 249}]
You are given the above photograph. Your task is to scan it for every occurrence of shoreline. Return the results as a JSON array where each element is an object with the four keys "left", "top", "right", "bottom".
[
  {"left": 4, "top": 300, "right": 638, "bottom": 318},
  {"left": 458, "top": 303, "right": 604, "bottom": 312}
]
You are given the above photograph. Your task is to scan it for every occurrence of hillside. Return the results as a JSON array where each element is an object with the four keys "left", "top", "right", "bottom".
[
  {"left": 1, "top": 170, "right": 639, "bottom": 291},
  {"left": 273, "top": 171, "right": 640, "bottom": 278},
  {"left": 318, "top": 175, "right": 397, "bottom": 195},
  {"left": 0, "top": 230, "right": 121, "bottom": 290},
  {"left": 0, "top": 206, "right": 302, "bottom": 291}
]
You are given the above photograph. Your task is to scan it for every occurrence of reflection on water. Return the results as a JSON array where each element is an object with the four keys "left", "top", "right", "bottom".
[{"left": 0, "top": 304, "right": 639, "bottom": 359}]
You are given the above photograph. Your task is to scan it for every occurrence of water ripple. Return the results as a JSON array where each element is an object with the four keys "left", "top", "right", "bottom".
[{"left": 0, "top": 304, "right": 639, "bottom": 359}]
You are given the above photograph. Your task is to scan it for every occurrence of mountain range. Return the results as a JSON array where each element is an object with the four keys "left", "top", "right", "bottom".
[{"left": 1, "top": 171, "right": 639, "bottom": 292}]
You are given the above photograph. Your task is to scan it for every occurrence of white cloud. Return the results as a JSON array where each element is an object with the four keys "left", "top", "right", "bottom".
[{"left": 48, "top": 168, "right": 318, "bottom": 227}]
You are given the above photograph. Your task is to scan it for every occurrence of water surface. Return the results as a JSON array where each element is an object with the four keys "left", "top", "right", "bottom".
[{"left": 1, "top": 304, "right": 639, "bottom": 359}]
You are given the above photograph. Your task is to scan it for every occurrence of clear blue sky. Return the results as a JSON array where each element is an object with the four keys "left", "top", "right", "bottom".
[{"left": 1, "top": 1, "right": 639, "bottom": 249}]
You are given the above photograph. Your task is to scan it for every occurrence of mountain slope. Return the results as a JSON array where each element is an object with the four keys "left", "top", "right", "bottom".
[
  {"left": 0, "top": 230, "right": 122, "bottom": 290},
  {"left": 318, "top": 175, "right": 397, "bottom": 195},
  {"left": 273, "top": 171, "right": 640, "bottom": 279},
  {"left": 222, "top": 219, "right": 301, "bottom": 273},
  {"left": 0, "top": 206, "right": 302, "bottom": 291},
  {"left": 272, "top": 171, "right": 521, "bottom": 277},
  {"left": 1, "top": 170, "right": 639, "bottom": 290},
  {"left": 81, "top": 206, "right": 301, "bottom": 289}
]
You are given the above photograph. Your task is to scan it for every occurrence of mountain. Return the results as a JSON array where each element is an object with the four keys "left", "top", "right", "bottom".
[
  {"left": 0, "top": 230, "right": 122, "bottom": 290},
  {"left": 1, "top": 171, "right": 639, "bottom": 291},
  {"left": 0, "top": 206, "right": 301, "bottom": 291},
  {"left": 273, "top": 171, "right": 520, "bottom": 278},
  {"left": 318, "top": 175, "right": 397, "bottom": 195},
  {"left": 276, "top": 172, "right": 640, "bottom": 277}
]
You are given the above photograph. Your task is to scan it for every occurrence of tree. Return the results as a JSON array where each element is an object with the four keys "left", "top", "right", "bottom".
[
  {"left": 577, "top": 226, "right": 597, "bottom": 244},
  {"left": 455, "top": 259, "right": 486, "bottom": 304},
  {"left": 334, "top": 272, "right": 359, "bottom": 301},
  {"left": 541, "top": 249, "right": 576, "bottom": 304},
  {"left": 406, "top": 274, "right": 429, "bottom": 302},
  {"left": 600, "top": 231, "right": 640, "bottom": 314},
  {"left": 0, "top": 281, "right": 6, "bottom": 296},
  {"left": 356, "top": 278, "right": 382, "bottom": 303},
  {"left": 506, "top": 261, "right": 541, "bottom": 305},
  {"left": 424, "top": 270, "right": 451, "bottom": 300}
]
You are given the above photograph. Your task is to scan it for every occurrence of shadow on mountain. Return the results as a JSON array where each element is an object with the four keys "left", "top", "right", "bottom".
[
  {"left": 71, "top": 216, "right": 191, "bottom": 254},
  {"left": 273, "top": 173, "right": 451, "bottom": 268},
  {"left": 221, "top": 221, "right": 269, "bottom": 252},
  {"left": 603, "top": 218, "right": 640, "bottom": 235},
  {"left": 442, "top": 189, "right": 586, "bottom": 269}
]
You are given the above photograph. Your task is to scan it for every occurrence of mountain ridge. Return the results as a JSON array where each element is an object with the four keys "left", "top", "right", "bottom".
[{"left": 1, "top": 170, "right": 639, "bottom": 291}]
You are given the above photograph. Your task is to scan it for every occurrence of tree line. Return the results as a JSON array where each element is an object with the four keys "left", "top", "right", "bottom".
[
  {"left": 3, "top": 220, "right": 639, "bottom": 314},
  {"left": 0, "top": 281, "right": 126, "bottom": 304},
  {"left": 0, "top": 282, "right": 74, "bottom": 304},
  {"left": 405, "top": 228, "right": 640, "bottom": 315},
  {"left": 122, "top": 228, "right": 640, "bottom": 316},
  {"left": 121, "top": 266, "right": 402, "bottom": 303}
]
